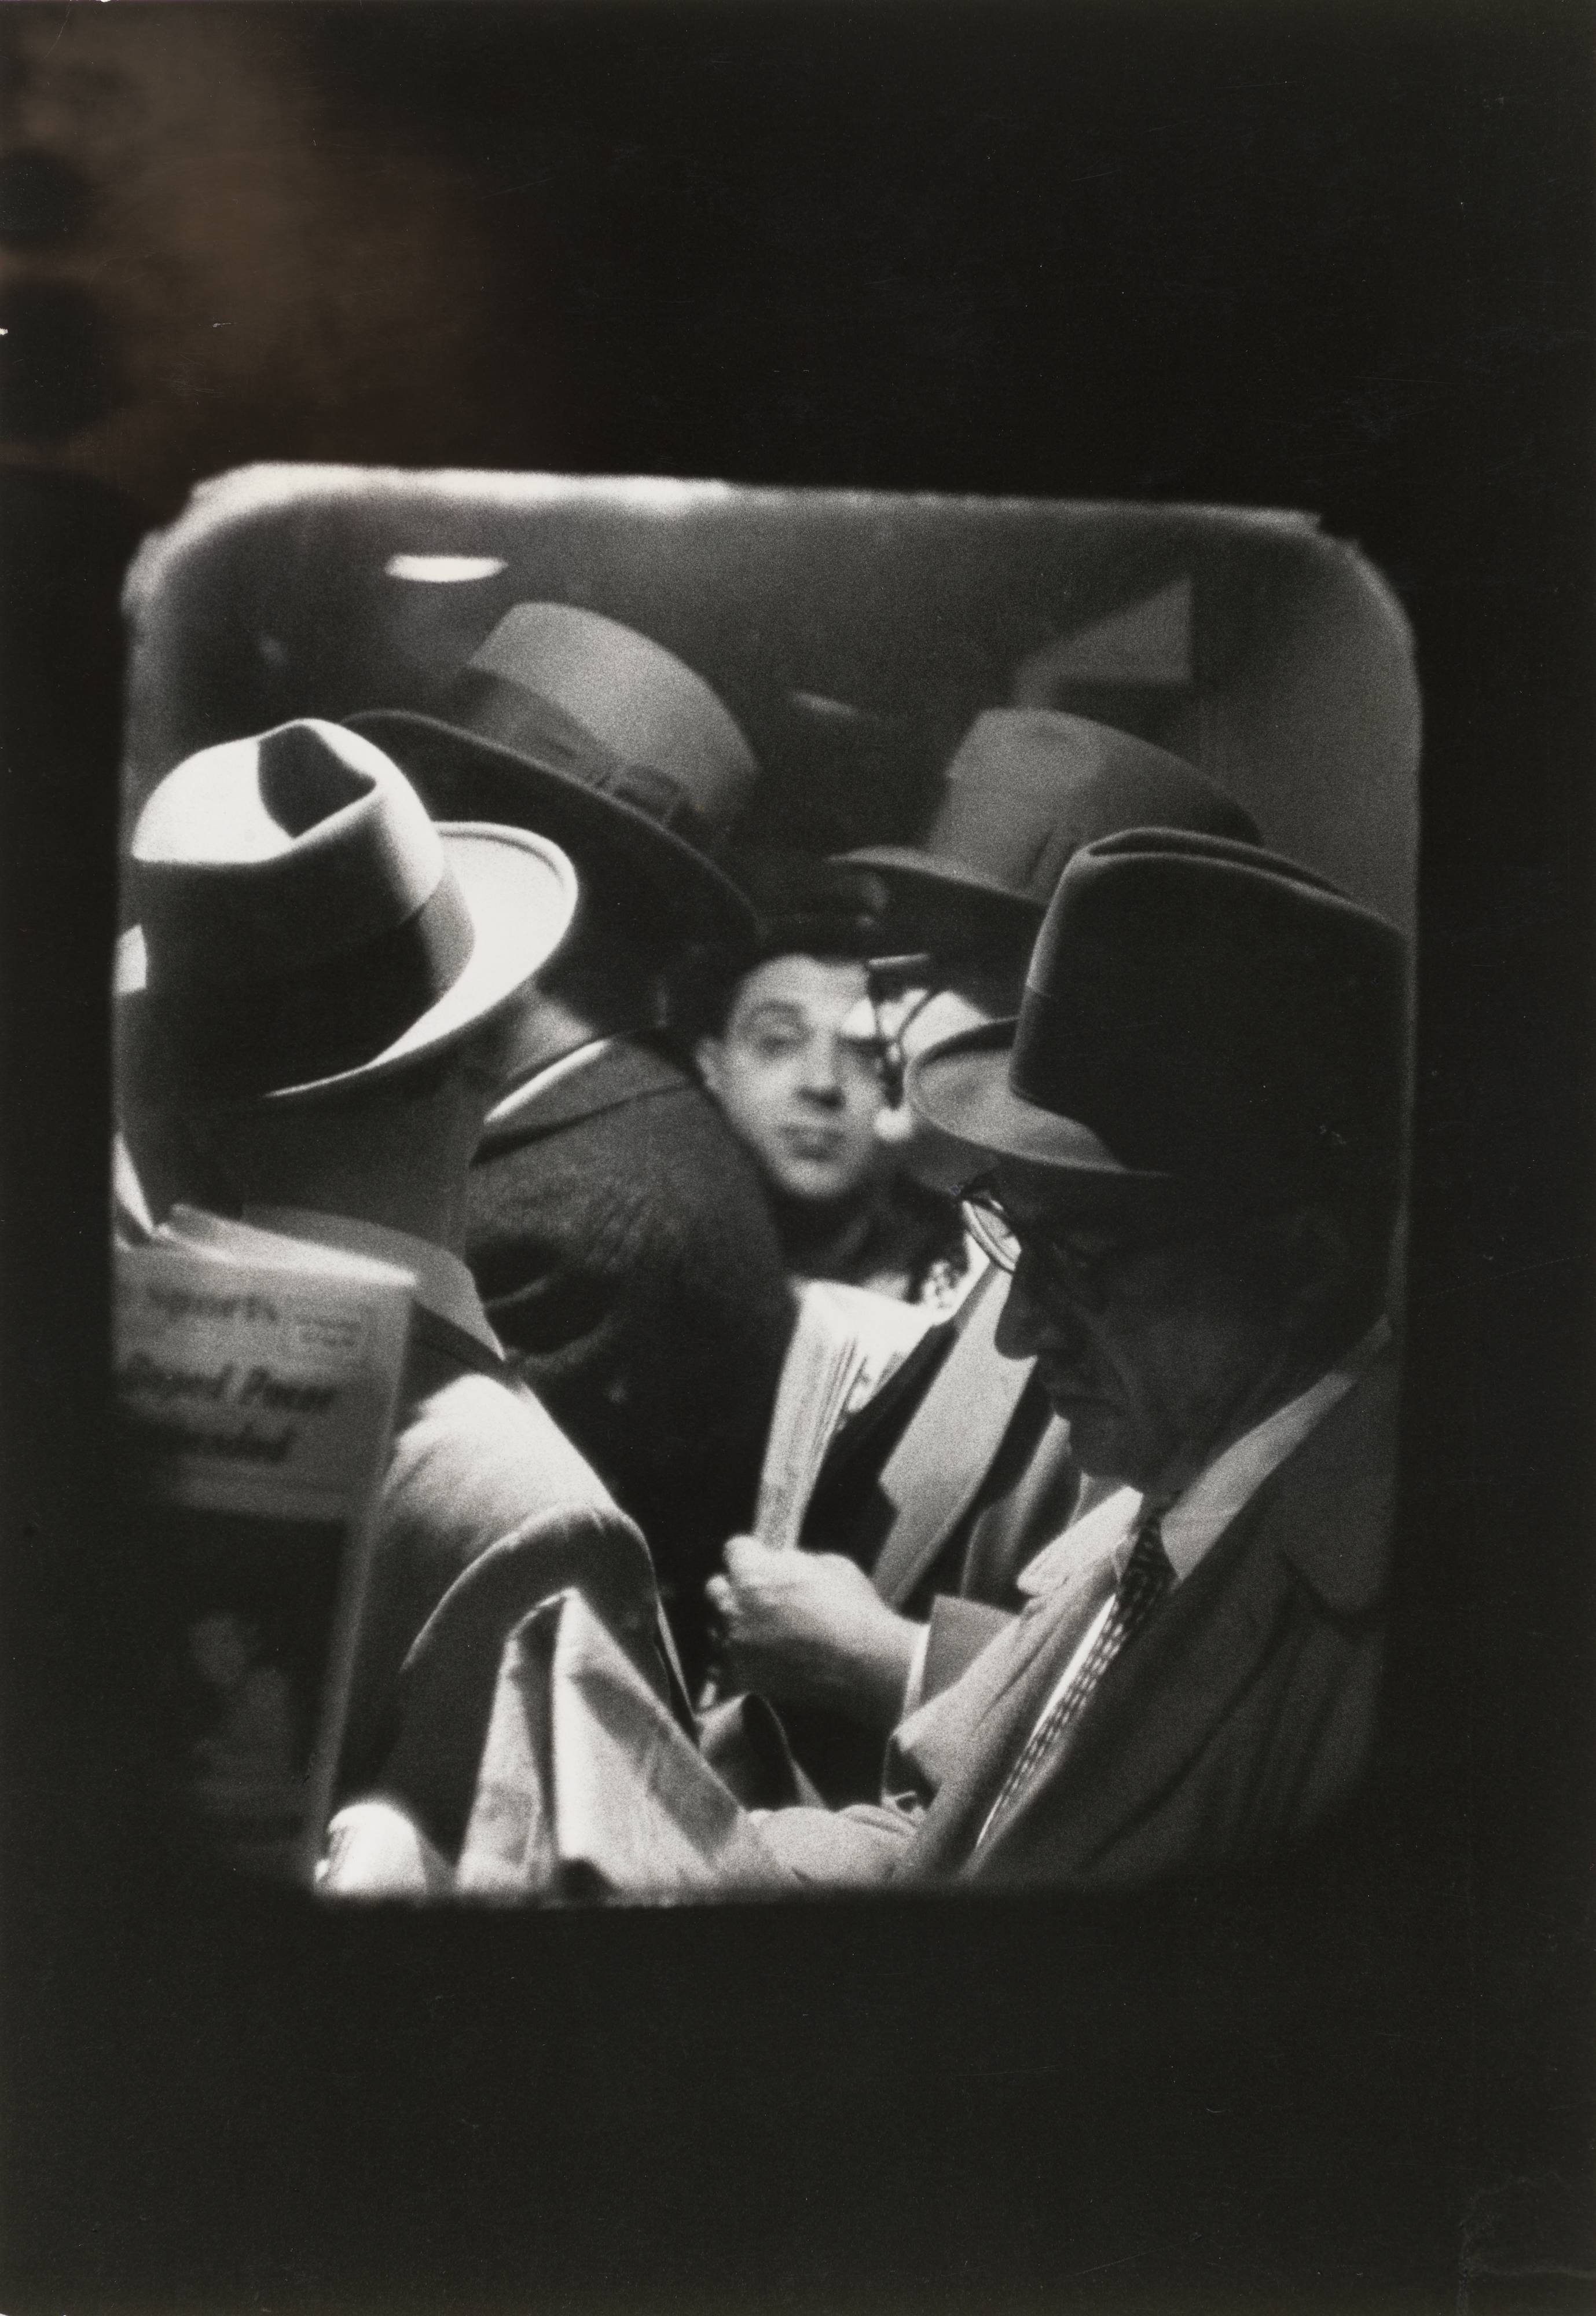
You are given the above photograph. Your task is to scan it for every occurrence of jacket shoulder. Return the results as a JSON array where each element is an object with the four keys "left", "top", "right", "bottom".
[
  {"left": 1259, "top": 1347, "right": 1402, "bottom": 1618},
  {"left": 472, "top": 1075, "right": 790, "bottom": 1292},
  {"left": 388, "top": 1364, "right": 625, "bottom": 1546}
]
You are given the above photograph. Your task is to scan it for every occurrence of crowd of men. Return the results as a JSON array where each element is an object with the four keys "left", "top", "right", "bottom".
[{"left": 115, "top": 596, "right": 1408, "bottom": 1897}]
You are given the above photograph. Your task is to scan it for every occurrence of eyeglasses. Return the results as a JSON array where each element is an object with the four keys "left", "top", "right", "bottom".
[
  {"left": 960, "top": 1176, "right": 1292, "bottom": 1310},
  {"left": 959, "top": 1175, "right": 1243, "bottom": 1311},
  {"left": 864, "top": 952, "right": 939, "bottom": 1105},
  {"left": 958, "top": 1178, "right": 1133, "bottom": 1307}
]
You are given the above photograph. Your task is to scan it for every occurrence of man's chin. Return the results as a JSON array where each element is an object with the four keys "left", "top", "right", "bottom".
[
  {"left": 774, "top": 1162, "right": 853, "bottom": 1203},
  {"left": 1048, "top": 1395, "right": 1133, "bottom": 1483}
]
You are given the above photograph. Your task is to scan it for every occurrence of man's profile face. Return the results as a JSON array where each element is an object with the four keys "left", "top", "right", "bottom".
[
  {"left": 697, "top": 953, "right": 886, "bottom": 1204},
  {"left": 990, "top": 1167, "right": 1302, "bottom": 1491}
]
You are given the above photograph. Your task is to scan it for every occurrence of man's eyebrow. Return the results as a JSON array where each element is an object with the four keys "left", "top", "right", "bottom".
[{"left": 734, "top": 1000, "right": 810, "bottom": 1031}]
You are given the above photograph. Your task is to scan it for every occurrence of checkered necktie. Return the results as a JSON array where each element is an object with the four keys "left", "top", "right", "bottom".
[{"left": 975, "top": 1511, "right": 1173, "bottom": 1849}]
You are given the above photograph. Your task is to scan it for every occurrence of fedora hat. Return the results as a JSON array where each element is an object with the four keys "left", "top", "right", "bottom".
[
  {"left": 908, "top": 829, "right": 1408, "bottom": 1214},
  {"left": 116, "top": 719, "right": 578, "bottom": 1108},
  {"left": 838, "top": 710, "right": 1261, "bottom": 959},
  {"left": 349, "top": 603, "right": 760, "bottom": 948},
  {"left": 732, "top": 846, "right": 891, "bottom": 961}
]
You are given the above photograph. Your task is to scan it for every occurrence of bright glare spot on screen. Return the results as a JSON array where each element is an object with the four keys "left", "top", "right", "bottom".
[{"left": 384, "top": 555, "right": 507, "bottom": 583}]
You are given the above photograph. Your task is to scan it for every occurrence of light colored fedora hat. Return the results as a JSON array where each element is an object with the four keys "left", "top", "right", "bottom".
[
  {"left": 350, "top": 603, "right": 761, "bottom": 948},
  {"left": 839, "top": 709, "right": 1261, "bottom": 956},
  {"left": 116, "top": 718, "right": 578, "bottom": 1108}
]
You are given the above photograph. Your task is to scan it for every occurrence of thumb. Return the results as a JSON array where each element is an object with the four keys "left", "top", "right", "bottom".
[{"left": 722, "top": 1531, "right": 772, "bottom": 1580}]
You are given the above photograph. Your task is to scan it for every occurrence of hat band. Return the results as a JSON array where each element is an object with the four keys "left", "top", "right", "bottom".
[
  {"left": 142, "top": 866, "right": 476, "bottom": 1100},
  {"left": 444, "top": 667, "right": 714, "bottom": 851}
]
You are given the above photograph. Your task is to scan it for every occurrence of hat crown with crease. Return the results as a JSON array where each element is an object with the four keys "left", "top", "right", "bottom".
[
  {"left": 908, "top": 829, "right": 1408, "bottom": 1210},
  {"left": 133, "top": 719, "right": 452, "bottom": 988},
  {"left": 119, "top": 717, "right": 577, "bottom": 1106},
  {"left": 349, "top": 603, "right": 761, "bottom": 946},
  {"left": 462, "top": 603, "right": 758, "bottom": 831},
  {"left": 841, "top": 710, "right": 1260, "bottom": 926}
]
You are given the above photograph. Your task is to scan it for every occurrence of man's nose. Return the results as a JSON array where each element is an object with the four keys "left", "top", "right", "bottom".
[
  {"left": 797, "top": 1036, "right": 846, "bottom": 1102},
  {"left": 993, "top": 1249, "right": 1070, "bottom": 1359}
]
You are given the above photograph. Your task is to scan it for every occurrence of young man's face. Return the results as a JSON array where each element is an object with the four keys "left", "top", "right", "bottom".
[
  {"left": 697, "top": 954, "right": 887, "bottom": 1205},
  {"left": 988, "top": 1167, "right": 1308, "bottom": 1492}
]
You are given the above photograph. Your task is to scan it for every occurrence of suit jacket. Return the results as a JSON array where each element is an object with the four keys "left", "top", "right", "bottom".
[
  {"left": 808, "top": 1267, "right": 1081, "bottom": 1626},
  {"left": 466, "top": 1035, "right": 797, "bottom": 1684},
  {"left": 342, "top": 1303, "right": 680, "bottom": 1855},
  {"left": 761, "top": 1343, "right": 1400, "bottom": 1892}
]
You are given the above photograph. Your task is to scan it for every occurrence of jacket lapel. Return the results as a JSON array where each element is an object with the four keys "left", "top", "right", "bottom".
[
  {"left": 964, "top": 1348, "right": 1400, "bottom": 1880},
  {"left": 893, "top": 1549, "right": 1121, "bottom": 1858},
  {"left": 970, "top": 1496, "right": 1294, "bottom": 1879},
  {"left": 870, "top": 1271, "right": 1036, "bottom": 1607}
]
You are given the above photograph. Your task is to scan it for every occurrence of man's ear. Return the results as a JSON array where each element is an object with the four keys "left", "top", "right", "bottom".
[{"left": 694, "top": 1035, "right": 727, "bottom": 1098}]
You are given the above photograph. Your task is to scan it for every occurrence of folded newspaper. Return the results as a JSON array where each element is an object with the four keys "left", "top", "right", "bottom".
[
  {"left": 324, "top": 1587, "right": 801, "bottom": 1901},
  {"left": 754, "top": 1279, "right": 934, "bottom": 1555},
  {"left": 114, "top": 1208, "right": 414, "bottom": 1883}
]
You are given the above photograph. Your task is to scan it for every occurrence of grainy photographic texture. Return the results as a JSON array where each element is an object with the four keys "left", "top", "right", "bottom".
[{"left": 2, "top": 5, "right": 1590, "bottom": 2311}]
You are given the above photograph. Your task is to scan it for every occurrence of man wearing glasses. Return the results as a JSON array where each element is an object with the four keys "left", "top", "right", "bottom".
[
  {"left": 707, "top": 713, "right": 1262, "bottom": 1796},
  {"left": 753, "top": 825, "right": 1407, "bottom": 1888},
  {"left": 325, "top": 820, "right": 1408, "bottom": 1899}
]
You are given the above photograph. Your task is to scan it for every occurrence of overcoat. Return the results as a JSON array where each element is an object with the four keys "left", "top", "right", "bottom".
[
  {"left": 465, "top": 1034, "right": 797, "bottom": 1683},
  {"left": 762, "top": 1343, "right": 1399, "bottom": 1891},
  {"left": 342, "top": 1302, "right": 680, "bottom": 1853}
]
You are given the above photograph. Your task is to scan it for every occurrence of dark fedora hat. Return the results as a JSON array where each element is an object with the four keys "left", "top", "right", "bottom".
[
  {"left": 349, "top": 603, "right": 760, "bottom": 948},
  {"left": 908, "top": 829, "right": 1408, "bottom": 1213},
  {"left": 732, "top": 846, "right": 891, "bottom": 962},
  {"left": 838, "top": 710, "right": 1261, "bottom": 961},
  {"left": 117, "top": 719, "right": 578, "bottom": 1108}
]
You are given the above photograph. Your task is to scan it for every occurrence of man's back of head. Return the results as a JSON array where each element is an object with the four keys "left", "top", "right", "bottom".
[{"left": 116, "top": 717, "right": 578, "bottom": 1248}]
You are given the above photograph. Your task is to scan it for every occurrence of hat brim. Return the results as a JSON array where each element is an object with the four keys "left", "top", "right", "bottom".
[
  {"left": 349, "top": 709, "right": 757, "bottom": 952},
  {"left": 835, "top": 846, "right": 1044, "bottom": 943},
  {"left": 836, "top": 845, "right": 1042, "bottom": 913},
  {"left": 118, "top": 822, "right": 578, "bottom": 1109},
  {"left": 907, "top": 1019, "right": 1178, "bottom": 1193}
]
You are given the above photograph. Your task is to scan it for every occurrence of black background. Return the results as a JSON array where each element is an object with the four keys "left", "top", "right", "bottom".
[{"left": 2, "top": 3, "right": 1593, "bottom": 2309}]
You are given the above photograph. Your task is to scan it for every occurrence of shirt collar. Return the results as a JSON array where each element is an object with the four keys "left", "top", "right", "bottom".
[
  {"left": 483, "top": 1036, "right": 618, "bottom": 1138},
  {"left": 1016, "top": 1482, "right": 1143, "bottom": 1597},
  {"left": 1150, "top": 1316, "right": 1393, "bottom": 1584},
  {"left": 243, "top": 1206, "right": 502, "bottom": 1357}
]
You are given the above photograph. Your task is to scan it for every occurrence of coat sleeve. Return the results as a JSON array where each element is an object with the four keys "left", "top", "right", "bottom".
[
  {"left": 340, "top": 1365, "right": 670, "bottom": 1811},
  {"left": 372, "top": 1501, "right": 672, "bottom": 1859}
]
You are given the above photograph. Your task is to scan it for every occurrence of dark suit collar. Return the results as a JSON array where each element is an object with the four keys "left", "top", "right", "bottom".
[{"left": 477, "top": 1031, "right": 690, "bottom": 1154}]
